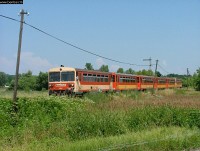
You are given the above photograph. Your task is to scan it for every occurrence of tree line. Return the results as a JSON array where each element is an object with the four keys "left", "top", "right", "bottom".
[
  {"left": 0, "top": 71, "right": 48, "bottom": 91},
  {"left": 85, "top": 63, "right": 157, "bottom": 76},
  {"left": 0, "top": 63, "right": 200, "bottom": 91}
]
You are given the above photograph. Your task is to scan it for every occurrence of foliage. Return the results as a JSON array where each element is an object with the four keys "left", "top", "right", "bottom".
[
  {"left": 137, "top": 69, "right": 154, "bottom": 76},
  {"left": 117, "top": 68, "right": 124, "bottom": 73},
  {"left": 0, "top": 72, "right": 7, "bottom": 86},
  {"left": 194, "top": 68, "right": 200, "bottom": 91},
  {"left": 18, "top": 70, "right": 36, "bottom": 91},
  {"left": 85, "top": 63, "right": 94, "bottom": 70},
  {"left": 35, "top": 72, "right": 48, "bottom": 91},
  {"left": 1, "top": 96, "right": 200, "bottom": 141},
  {"left": 125, "top": 68, "right": 136, "bottom": 74},
  {"left": 5, "top": 74, "right": 14, "bottom": 85},
  {"left": 167, "top": 73, "right": 187, "bottom": 79},
  {"left": 0, "top": 90, "right": 200, "bottom": 150},
  {"left": 9, "top": 71, "right": 48, "bottom": 91},
  {"left": 155, "top": 71, "right": 162, "bottom": 77},
  {"left": 99, "top": 64, "right": 109, "bottom": 72}
]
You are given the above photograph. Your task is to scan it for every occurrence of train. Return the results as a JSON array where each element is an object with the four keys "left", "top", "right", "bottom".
[{"left": 48, "top": 66, "right": 182, "bottom": 96}]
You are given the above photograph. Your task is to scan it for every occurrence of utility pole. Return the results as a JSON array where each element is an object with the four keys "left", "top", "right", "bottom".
[
  {"left": 153, "top": 60, "right": 159, "bottom": 90},
  {"left": 187, "top": 68, "right": 189, "bottom": 90},
  {"left": 143, "top": 57, "right": 152, "bottom": 70},
  {"left": 154, "top": 60, "right": 159, "bottom": 77},
  {"left": 13, "top": 9, "right": 28, "bottom": 112}
]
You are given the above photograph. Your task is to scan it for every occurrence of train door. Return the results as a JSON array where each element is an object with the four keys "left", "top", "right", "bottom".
[
  {"left": 111, "top": 73, "right": 117, "bottom": 90},
  {"left": 75, "top": 71, "right": 82, "bottom": 92},
  {"left": 154, "top": 78, "right": 158, "bottom": 89},
  {"left": 137, "top": 76, "right": 141, "bottom": 90},
  {"left": 166, "top": 78, "right": 169, "bottom": 88}
]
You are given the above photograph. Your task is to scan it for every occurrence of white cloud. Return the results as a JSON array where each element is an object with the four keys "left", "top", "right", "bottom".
[{"left": 0, "top": 51, "right": 55, "bottom": 75}]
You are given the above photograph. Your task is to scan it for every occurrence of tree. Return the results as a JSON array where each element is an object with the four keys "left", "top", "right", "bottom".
[
  {"left": 9, "top": 70, "right": 36, "bottom": 91},
  {"left": 146, "top": 70, "right": 154, "bottom": 76},
  {"left": 125, "top": 68, "right": 135, "bottom": 74},
  {"left": 6, "top": 74, "right": 15, "bottom": 85},
  {"left": 85, "top": 63, "right": 94, "bottom": 70},
  {"left": 117, "top": 68, "right": 124, "bottom": 73},
  {"left": 155, "top": 71, "right": 162, "bottom": 77},
  {"left": 194, "top": 68, "right": 200, "bottom": 91},
  {"left": 18, "top": 70, "right": 36, "bottom": 91},
  {"left": 35, "top": 72, "right": 48, "bottom": 91},
  {"left": 99, "top": 65, "right": 109, "bottom": 72},
  {"left": 136, "top": 69, "right": 153, "bottom": 76},
  {"left": 0, "top": 72, "right": 7, "bottom": 86}
]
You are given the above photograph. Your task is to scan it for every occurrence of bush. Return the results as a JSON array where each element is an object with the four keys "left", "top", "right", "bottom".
[{"left": 0, "top": 97, "right": 200, "bottom": 143}]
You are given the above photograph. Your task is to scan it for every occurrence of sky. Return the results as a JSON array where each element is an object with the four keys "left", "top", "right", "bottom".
[{"left": 0, "top": 0, "right": 200, "bottom": 75}]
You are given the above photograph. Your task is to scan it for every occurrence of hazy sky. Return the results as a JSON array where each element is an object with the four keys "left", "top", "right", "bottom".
[{"left": 0, "top": 0, "right": 200, "bottom": 75}]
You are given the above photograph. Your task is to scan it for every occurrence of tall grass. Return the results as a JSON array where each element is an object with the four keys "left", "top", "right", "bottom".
[
  {"left": 2, "top": 127, "right": 200, "bottom": 151},
  {"left": 0, "top": 89, "right": 200, "bottom": 150},
  {"left": 0, "top": 97, "right": 200, "bottom": 140}
]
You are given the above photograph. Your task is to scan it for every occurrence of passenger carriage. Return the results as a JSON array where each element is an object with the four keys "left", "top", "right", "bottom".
[{"left": 48, "top": 66, "right": 182, "bottom": 95}]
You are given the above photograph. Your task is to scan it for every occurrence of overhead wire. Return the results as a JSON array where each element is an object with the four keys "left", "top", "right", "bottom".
[
  {"left": 158, "top": 64, "right": 170, "bottom": 74},
  {"left": 0, "top": 14, "right": 148, "bottom": 67}
]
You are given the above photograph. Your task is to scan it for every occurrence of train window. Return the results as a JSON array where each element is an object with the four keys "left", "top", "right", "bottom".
[
  {"left": 143, "top": 77, "right": 153, "bottom": 83},
  {"left": 112, "top": 75, "right": 115, "bottom": 82},
  {"left": 97, "top": 75, "right": 100, "bottom": 82},
  {"left": 49, "top": 72, "right": 60, "bottom": 82},
  {"left": 88, "top": 74, "right": 93, "bottom": 82},
  {"left": 158, "top": 79, "right": 166, "bottom": 84},
  {"left": 169, "top": 80, "right": 175, "bottom": 84},
  {"left": 61, "top": 71, "right": 75, "bottom": 81},
  {"left": 83, "top": 73, "right": 87, "bottom": 81},
  {"left": 131, "top": 77, "right": 136, "bottom": 83},
  {"left": 93, "top": 74, "right": 97, "bottom": 82},
  {"left": 105, "top": 77, "right": 108, "bottom": 82}
]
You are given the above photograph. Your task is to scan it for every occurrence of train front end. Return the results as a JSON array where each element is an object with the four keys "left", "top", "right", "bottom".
[{"left": 48, "top": 67, "right": 76, "bottom": 95}]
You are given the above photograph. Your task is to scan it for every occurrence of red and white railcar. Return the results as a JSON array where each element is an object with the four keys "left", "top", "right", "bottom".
[{"left": 48, "top": 66, "right": 182, "bottom": 95}]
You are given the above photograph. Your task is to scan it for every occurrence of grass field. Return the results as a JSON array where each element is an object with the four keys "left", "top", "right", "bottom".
[{"left": 0, "top": 88, "right": 200, "bottom": 150}]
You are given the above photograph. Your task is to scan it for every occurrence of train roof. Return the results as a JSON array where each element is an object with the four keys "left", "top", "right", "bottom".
[
  {"left": 49, "top": 67, "right": 76, "bottom": 72},
  {"left": 48, "top": 67, "right": 181, "bottom": 80},
  {"left": 75, "top": 68, "right": 113, "bottom": 74}
]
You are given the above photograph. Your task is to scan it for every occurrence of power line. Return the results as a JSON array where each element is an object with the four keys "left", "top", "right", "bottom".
[
  {"left": 0, "top": 14, "right": 148, "bottom": 67},
  {"left": 143, "top": 57, "right": 152, "bottom": 70},
  {"left": 158, "top": 64, "right": 170, "bottom": 74}
]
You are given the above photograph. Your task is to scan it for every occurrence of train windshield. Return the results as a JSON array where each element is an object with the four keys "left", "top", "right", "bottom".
[
  {"left": 49, "top": 72, "right": 60, "bottom": 82},
  {"left": 61, "top": 71, "right": 75, "bottom": 81}
]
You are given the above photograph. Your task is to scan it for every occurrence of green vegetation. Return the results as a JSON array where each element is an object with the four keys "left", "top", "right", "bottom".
[
  {"left": 0, "top": 72, "right": 7, "bottom": 86},
  {"left": 0, "top": 89, "right": 200, "bottom": 150},
  {"left": 194, "top": 68, "right": 200, "bottom": 91},
  {"left": 2, "top": 71, "right": 48, "bottom": 91},
  {"left": 99, "top": 64, "right": 109, "bottom": 72},
  {"left": 117, "top": 68, "right": 124, "bottom": 73},
  {"left": 85, "top": 63, "right": 94, "bottom": 70}
]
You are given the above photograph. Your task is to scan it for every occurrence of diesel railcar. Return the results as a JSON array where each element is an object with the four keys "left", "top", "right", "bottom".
[{"left": 48, "top": 66, "right": 182, "bottom": 96}]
